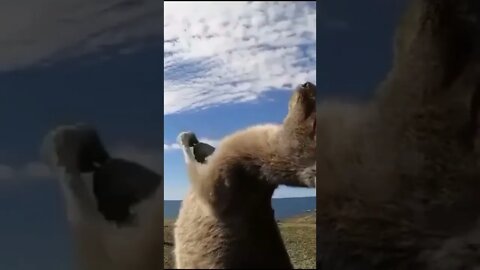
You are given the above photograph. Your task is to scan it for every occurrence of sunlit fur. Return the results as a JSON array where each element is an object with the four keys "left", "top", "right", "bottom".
[{"left": 174, "top": 83, "right": 316, "bottom": 269}]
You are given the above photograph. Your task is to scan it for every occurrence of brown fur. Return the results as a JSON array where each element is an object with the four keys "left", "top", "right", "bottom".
[
  {"left": 316, "top": 0, "right": 480, "bottom": 269},
  {"left": 174, "top": 83, "right": 316, "bottom": 269}
]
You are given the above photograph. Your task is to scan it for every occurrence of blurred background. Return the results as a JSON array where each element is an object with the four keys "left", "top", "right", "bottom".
[{"left": 0, "top": 1, "right": 162, "bottom": 269}]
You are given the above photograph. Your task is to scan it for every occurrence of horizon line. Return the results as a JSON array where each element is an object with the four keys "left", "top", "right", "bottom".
[{"left": 164, "top": 195, "right": 317, "bottom": 201}]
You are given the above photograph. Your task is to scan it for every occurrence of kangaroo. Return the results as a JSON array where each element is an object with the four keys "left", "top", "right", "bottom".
[{"left": 174, "top": 82, "right": 316, "bottom": 269}]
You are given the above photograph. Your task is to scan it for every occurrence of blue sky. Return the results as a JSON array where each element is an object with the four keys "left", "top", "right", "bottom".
[{"left": 163, "top": 2, "right": 317, "bottom": 200}]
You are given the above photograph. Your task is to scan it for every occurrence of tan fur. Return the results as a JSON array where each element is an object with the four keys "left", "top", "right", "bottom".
[
  {"left": 316, "top": 0, "right": 480, "bottom": 269},
  {"left": 174, "top": 83, "right": 316, "bottom": 269}
]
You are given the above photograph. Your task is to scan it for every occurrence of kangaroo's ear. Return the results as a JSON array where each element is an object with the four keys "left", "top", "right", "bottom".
[{"left": 193, "top": 142, "right": 215, "bottom": 164}]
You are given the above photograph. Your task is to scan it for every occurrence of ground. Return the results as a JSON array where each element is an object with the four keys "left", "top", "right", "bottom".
[{"left": 163, "top": 211, "right": 317, "bottom": 269}]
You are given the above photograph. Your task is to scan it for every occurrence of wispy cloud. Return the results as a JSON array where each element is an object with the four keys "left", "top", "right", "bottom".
[
  {"left": 0, "top": 143, "right": 163, "bottom": 182},
  {"left": 0, "top": 162, "right": 53, "bottom": 181},
  {"left": 0, "top": 164, "right": 15, "bottom": 181},
  {"left": 0, "top": 0, "right": 161, "bottom": 71},
  {"left": 164, "top": 1, "right": 316, "bottom": 115},
  {"left": 164, "top": 143, "right": 182, "bottom": 151},
  {"left": 21, "top": 162, "right": 54, "bottom": 179},
  {"left": 164, "top": 137, "right": 221, "bottom": 152}
]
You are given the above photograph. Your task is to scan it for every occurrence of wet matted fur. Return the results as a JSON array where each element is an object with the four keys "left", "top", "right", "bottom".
[{"left": 174, "top": 83, "right": 316, "bottom": 269}]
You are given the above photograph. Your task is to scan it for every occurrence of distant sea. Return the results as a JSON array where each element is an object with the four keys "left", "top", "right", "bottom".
[{"left": 164, "top": 196, "right": 316, "bottom": 220}]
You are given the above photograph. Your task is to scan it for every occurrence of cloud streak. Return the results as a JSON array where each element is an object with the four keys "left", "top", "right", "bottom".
[
  {"left": 0, "top": 0, "right": 161, "bottom": 71},
  {"left": 164, "top": 137, "right": 221, "bottom": 152},
  {"left": 164, "top": 143, "right": 182, "bottom": 151},
  {"left": 0, "top": 143, "right": 164, "bottom": 182},
  {"left": 0, "top": 164, "right": 15, "bottom": 181},
  {"left": 21, "top": 161, "right": 54, "bottom": 179},
  {"left": 0, "top": 162, "right": 53, "bottom": 181},
  {"left": 164, "top": 1, "right": 316, "bottom": 115}
]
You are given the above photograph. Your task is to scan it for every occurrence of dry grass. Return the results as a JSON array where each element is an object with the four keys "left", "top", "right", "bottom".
[{"left": 163, "top": 212, "right": 316, "bottom": 269}]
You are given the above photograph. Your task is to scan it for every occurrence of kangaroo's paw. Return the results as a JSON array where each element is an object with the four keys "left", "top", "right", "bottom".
[{"left": 299, "top": 164, "right": 316, "bottom": 188}]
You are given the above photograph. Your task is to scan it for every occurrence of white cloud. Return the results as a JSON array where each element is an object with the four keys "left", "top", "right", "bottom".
[
  {"left": 164, "top": 143, "right": 182, "bottom": 151},
  {"left": 164, "top": 137, "right": 220, "bottom": 152},
  {"left": 164, "top": 1, "right": 316, "bottom": 115},
  {"left": 0, "top": 0, "right": 161, "bottom": 71},
  {"left": 274, "top": 185, "right": 316, "bottom": 199},
  {"left": 0, "top": 161, "right": 53, "bottom": 181},
  {"left": 21, "top": 161, "right": 53, "bottom": 179},
  {"left": 0, "top": 164, "right": 15, "bottom": 181},
  {"left": 0, "top": 143, "right": 163, "bottom": 182}
]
